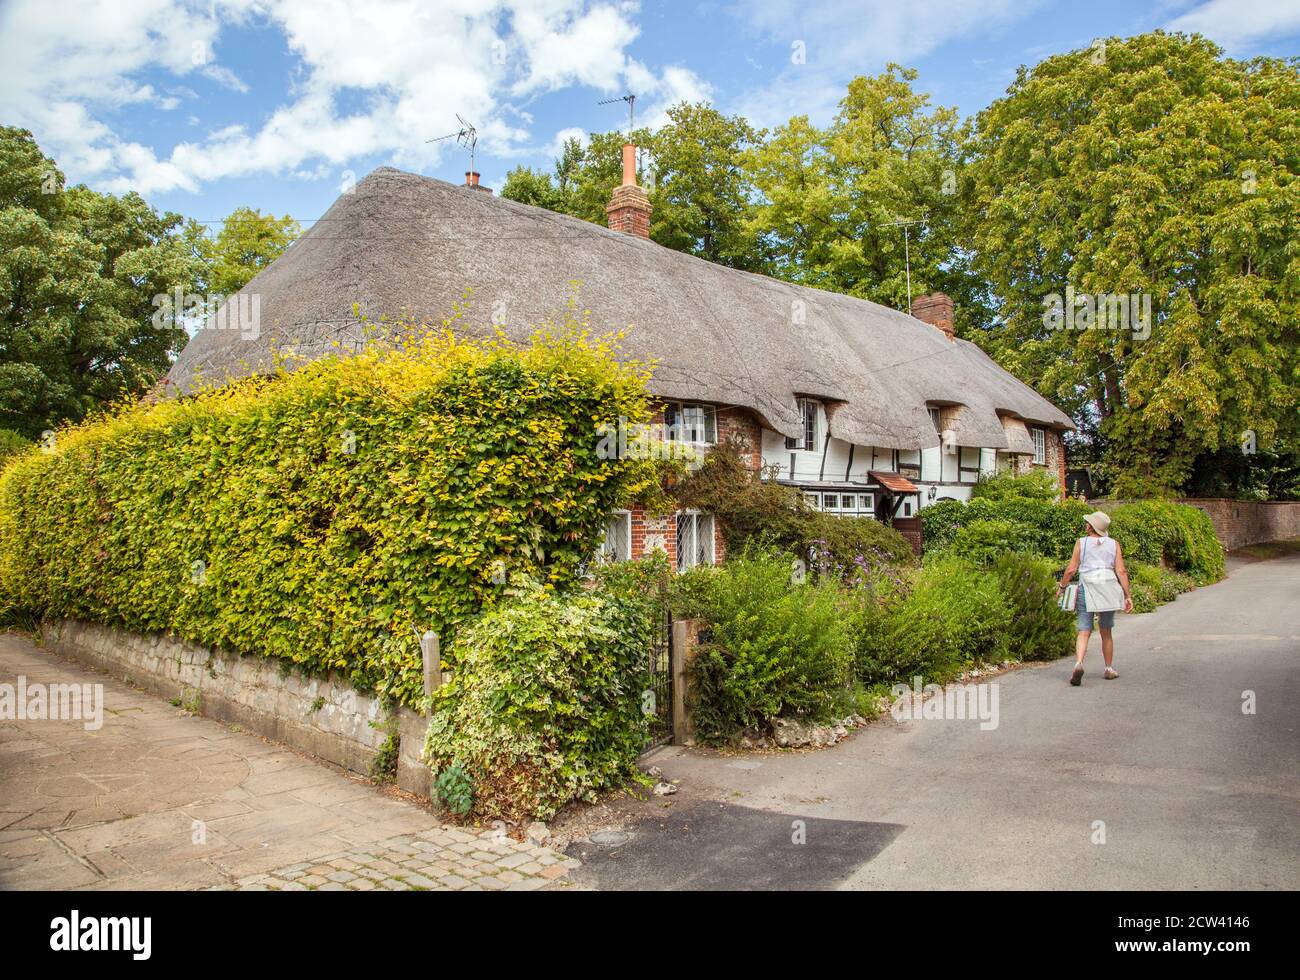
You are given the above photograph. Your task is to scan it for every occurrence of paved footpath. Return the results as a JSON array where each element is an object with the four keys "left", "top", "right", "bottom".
[{"left": 0, "top": 636, "right": 577, "bottom": 890}]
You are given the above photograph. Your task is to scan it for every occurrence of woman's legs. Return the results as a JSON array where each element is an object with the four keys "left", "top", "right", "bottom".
[
  {"left": 1100, "top": 628, "right": 1114, "bottom": 668},
  {"left": 1071, "top": 628, "right": 1091, "bottom": 684}
]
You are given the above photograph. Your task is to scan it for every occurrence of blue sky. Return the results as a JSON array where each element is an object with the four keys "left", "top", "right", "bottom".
[{"left": 2, "top": 0, "right": 1297, "bottom": 236}]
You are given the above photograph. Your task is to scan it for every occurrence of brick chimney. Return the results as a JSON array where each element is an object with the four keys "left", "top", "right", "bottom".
[
  {"left": 464, "top": 171, "right": 493, "bottom": 194},
  {"left": 912, "top": 292, "right": 955, "bottom": 342},
  {"left": 605, "top": 143, "right": 652, "bottom": 238}
]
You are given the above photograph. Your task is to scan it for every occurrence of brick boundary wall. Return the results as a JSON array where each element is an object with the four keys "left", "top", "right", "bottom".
[
  {"left": 1088, "top": 499, "right": 1300, "bottom": 553},
  {"left": 39, "top": 618, "right": 434, "bottom": 799}
]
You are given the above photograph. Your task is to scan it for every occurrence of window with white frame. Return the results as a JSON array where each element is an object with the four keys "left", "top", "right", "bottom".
[
  {"left": 804, "top": 491, "right": 874, "bottom": 518},
  {"left": 785, "top": 398, "right": 819, "bottom": 451},
  {"left": 663, "top": 402, "right": 717, "bottom": 445},
  {"left": 598, "top": 511, "right": 632, "bottom": 563},
  {"left": 1031, "top": 427, "right": 1046, "bottom": 465},
  {"left": 676, "top": 511, "right": 715, "bottom": 571}
]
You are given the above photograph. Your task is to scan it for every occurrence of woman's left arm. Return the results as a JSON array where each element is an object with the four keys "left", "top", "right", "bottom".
[{"left": 1115, "top": 542, "right": 1134, "bottom": 612}]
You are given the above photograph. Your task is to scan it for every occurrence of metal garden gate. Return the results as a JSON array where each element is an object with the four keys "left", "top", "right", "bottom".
[{"left": 642, "top": 609, "right": 673, "bottom": 751}]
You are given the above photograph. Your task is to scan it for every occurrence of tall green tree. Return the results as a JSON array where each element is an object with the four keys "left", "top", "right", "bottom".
[
  {"left": 744, "top": 66, "right": 978, "bottom": 320},
  {"left": 966, "top": 32, "right": 1299, "bottom": 494},
  {"left": 201, "top": 206, "right": 299, "bottom": 296},
  {"left": 0, "top": 127, "right": 206, "bottom": 438},
  {"left": 648, "top": 103, "right": 768, "bottom": 270},
  {"left": 499, "top": 165, "right": 568, "bottom": 212}
]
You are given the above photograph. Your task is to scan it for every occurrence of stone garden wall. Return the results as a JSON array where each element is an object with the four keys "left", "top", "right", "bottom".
[{"left": 40, "top": 618, "right": 432, "bottom": 798}]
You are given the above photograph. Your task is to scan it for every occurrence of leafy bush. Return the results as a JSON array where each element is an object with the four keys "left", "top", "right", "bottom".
[
  {"left": 1127, "top": 563, "right": 1161, "bottom": 613},
  {"left": 919, "top": 498, "right": 970, "bottom": 552},
  {"left": 970, "top": 469, "right": 1060, "bottom": 502},
  {"left": 947, "top": 518, "right": 1037, "bottom": 566},
  {"left": 423, "top": 579, "right": 654, "bottom": 821},
  {"left": 989, "top": 553, "right": 1074, "bottom": 661},
  {"left": 433, "top": 765, "right": 475, "bottom": 817},
  {"left": 855, "top": 556, "right": 1012, "bottom": 685},
  {"left": 1128, "top": 562, "right": 1197, "bottom": 613},
  {"left": 0, "top": 319, "right": 654, "bottom": 706},
  {"left": 802, "top": 510, "right": 917, "bottom": 581},
  {"left": 676, "top": 549, "right": 855, "bottom": 740},
  {"left": 0, "top": 429, "right": 30, "bottom": 469}
]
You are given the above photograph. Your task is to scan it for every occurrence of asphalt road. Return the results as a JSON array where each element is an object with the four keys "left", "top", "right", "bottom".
[{"left": 569, "top": 550, "right": 1300, "bottom": 890}]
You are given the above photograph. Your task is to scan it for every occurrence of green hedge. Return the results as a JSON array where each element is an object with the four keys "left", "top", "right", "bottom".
[
  {"left": 947, "top": 518, "right": 1038, "bottom": 566},
  {"left": 423, "top": 579, "right": 654, "bottom": 821},
  {"left": 675, "top": 548, "right": 1073, "bottom": 740},
  {"left": 923, "top": 496, "right": 1224, "bottom": 585},
  {"left": 0, "top": 325, "right": 654, "bottom": 706},
  {"left": 1107, "top": 501, "right": 1224, "bottom": 584},
  {"left": 923, "top": 497, "right": 1090, "bottom": 561}
]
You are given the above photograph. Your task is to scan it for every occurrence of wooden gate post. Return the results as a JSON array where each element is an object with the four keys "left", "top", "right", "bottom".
[{"left": 671, "top": 618, "right": 702, "bottom": 746}]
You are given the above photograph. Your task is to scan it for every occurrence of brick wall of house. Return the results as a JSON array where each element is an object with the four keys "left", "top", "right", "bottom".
[
  {"left": 1090, "top": 498, "right": 1300, "bottom": 552},
  {"left": 628, "top": 503, "right": 676, "bottom": 564},
  {"left": 716, "top": 406, "right": 763, "bottom": 472},
  {"left": 713, "top": 407, "right": 764, "bottom": 563}
]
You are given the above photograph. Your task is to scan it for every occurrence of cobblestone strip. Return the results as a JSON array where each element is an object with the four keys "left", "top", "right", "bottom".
[{"left": 223, "top": 826, "right": 579, "bottom": 892}]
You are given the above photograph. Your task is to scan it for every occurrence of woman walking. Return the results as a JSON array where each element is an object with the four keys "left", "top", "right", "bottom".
[{"left": 1057, "top": 511, "right": 1133, "bottom": 686}]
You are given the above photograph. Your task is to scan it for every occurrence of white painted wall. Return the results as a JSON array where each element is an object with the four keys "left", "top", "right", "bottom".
[{"left": 758, "top": 403, "right": 1010, "bottom": 512}]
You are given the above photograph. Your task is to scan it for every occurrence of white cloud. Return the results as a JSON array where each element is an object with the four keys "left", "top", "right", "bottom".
[
  {"left": 547, "top": 126, "right": 590, "bottom": 157},
  {"left": 1166, "top": 0, "right": 1300, "bottom": 51},
  {"left": 724, "top": 0, "right": 1041, "bottom": 127},
  {"left": 0, "top": 0, "right": 699, "bottom": 196}
]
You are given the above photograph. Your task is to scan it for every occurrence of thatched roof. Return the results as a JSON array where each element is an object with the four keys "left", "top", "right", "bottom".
[{"left": 168, "top": 167, "right": 1073, "bottom": 450}]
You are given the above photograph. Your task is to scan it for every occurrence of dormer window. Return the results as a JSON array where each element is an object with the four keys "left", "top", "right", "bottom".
[
  {"left": 928, "top": 407, "right": 942, "bottom": 432},
  {"left": 1031, "top": 427, "right": 1046, "bottom": 465},
  {"left": 664, "top": 402, "right": 716, "bottom": 445},
  {"left": 785, "top": 398, "right": 819, "bottom": 452}
]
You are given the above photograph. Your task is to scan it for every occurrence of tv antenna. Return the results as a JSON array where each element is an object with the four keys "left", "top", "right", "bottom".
[
  {"left": 882, "top": 218, "right": 924, "bottom": 314},
  {"left": 598, "top": 94, "right": 636, "bottom": 134},
  {"left": 427, "top": 114, "right": 479, "bottom": 173}
]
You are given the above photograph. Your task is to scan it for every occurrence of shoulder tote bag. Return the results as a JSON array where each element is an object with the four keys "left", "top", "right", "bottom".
[{"left": 1079, "top": 538, "right": 1125, "bottom": 612}]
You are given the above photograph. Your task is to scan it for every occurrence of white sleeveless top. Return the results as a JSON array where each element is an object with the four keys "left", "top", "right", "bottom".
[{"left": 1079, "top": 535, "right": 1117, "bottom": 571}]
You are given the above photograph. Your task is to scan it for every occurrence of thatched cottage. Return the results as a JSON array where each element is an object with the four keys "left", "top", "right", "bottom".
[{"left": 168, "top": 144, "right": 1073, "bottom": 567}]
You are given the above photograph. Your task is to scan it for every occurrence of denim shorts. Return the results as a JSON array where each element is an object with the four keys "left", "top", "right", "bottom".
[{"left": 1076, "top": 580, "right": 1115, "bottom": 631}]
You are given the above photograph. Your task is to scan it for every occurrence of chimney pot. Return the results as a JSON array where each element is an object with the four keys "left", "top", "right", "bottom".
[
  {"left": 621, "top": 143, "right": 637, "bottom": 186},
  {"left": 606, "top": 142, "right": 652, "bottom": 238}
]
